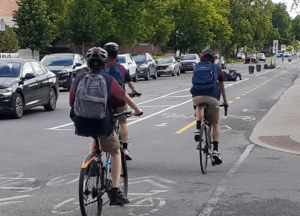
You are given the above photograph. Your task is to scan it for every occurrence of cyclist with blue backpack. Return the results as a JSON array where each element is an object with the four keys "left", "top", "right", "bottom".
[
  {"left": 69, "top": 47, "right": 143, "bottom": 205},
  {"left": 190, "top": 49, "right": 228, "bottom": 165},
  {"left": 104, "top": 42, "right": 140, "bottom": 161}
]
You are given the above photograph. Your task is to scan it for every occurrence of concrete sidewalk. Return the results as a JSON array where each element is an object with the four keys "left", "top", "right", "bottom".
[{"left": 250, "top": 76, "right": 300, "bottom": 154}]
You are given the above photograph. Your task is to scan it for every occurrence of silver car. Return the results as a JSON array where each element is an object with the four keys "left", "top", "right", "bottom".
[
  {"left": 156, "top": 57, "right": 180, "bottom": 76},
  {"left": 179, "top": 54, "right": 200, "bottom": 73},
  {"left": 117, "top": 54, "right": 138, "bottom": 82}
]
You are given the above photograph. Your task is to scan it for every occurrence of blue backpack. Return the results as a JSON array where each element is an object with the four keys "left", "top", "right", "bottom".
[
  {"left": 192, "top": 62, "right": 218, "bottom": 91},
  {"left": 104, "top": 63, "right": 124, "bottom": 88}
]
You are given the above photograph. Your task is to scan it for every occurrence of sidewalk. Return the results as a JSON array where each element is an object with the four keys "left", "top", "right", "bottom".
[{"left": 250, "top": 77, "right": 300, "bottom": 154}]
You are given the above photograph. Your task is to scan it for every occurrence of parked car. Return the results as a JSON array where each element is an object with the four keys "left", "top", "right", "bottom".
[
  {"left": 132, "top": 53, "right": 157, "bottom": 80},
  {"left": 219, "top": 56, "right": 227, "bottom": 69},
  {"left": 257, "top": 53, "right": 266, "bottom": 62},
  {"left": 277, "top": 51, "right": 283, "bottom": 57},
  {"left": 283, "top": 52, "right": 291, "bottom": 57},
  {"left": 0, "top": 59, "right": 59, "bottom": 119},
  {"left": 118, "top": 54, "right": 138, "bottom": 82},
  {"left": 237, "top": 53, "right": 246, "bottom": 60},
  {"left": 179, "top": 54, "right": 200, "bottom": 73},
  {"left": 245, "top": 54, "right": 258, "bottom": 63},
  {"left": 41, "top": 53, "right": 88, "bottom": 90},
  {"left": 155, "top": 57, "right": 180, "bottom": 76}
]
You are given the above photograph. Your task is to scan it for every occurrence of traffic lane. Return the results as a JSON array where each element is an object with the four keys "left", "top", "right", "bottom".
[{"left": 211, "top": 147, "right": 300, "bottom": 216}]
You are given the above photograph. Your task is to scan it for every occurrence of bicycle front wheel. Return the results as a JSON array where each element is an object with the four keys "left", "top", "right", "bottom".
[
  {"left": 199, "top": 127, "right": 208, "bottom": 174},
  {"left": 79, "top": 158, "right": 102, "bottom": 216},
  {"left": 120, "top": 150, "right": 128, "bottom": 197}
]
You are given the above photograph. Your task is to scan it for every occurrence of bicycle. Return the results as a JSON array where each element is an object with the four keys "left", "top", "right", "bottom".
[
  {"left": 197, "top": 103, "right": 228, "bottom": 174},
  {"left": 78, "top": 111, "right": 133, "bottom": 216}
]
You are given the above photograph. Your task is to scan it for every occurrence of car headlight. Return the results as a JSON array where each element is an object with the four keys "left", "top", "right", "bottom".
[
  {"left": 139, "top": 64, "right": 147, "bottom": 69},
  {"left": 0, "top": 88, "right": 13, "bottom": 96},
  {"left": 167, "top": 65, "right": 173, "bottom": 69}
]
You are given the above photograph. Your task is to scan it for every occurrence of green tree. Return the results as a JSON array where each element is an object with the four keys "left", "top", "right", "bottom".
[
  {"left": 272, "top": 3, "right": 293, "bottom": 46},
  {"left": 13, "top": 0, "right": 54, "bottom": 58},
  {"left": 64, "top": 0, "right": 113, "bottom": 54},
  {"left": 167, "top": 0, "right": 231, "bottom": 55},
  {"left": 291, "top": 16, "right": 300, "bottom": 41},
  {"left": 0, "top": 25, "right": 19, "bottom": 52}
]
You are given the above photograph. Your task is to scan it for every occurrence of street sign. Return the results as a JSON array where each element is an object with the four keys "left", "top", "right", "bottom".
[
  {"left": 281, "top": 44, "right": 286, "bottom": 51},
  {"left": 0, "top": 19, "right": 6, "bottom": 32}
]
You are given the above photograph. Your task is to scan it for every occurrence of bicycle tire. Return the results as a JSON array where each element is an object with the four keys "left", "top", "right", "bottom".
[
  {"left": 120, "top": 150, "right": 128, "bottom": 197},
  {"left": 199, "top": 126, "right": 208, "bottom": 174},
  {"left": 206, "top": 126, "right": 215, "bottom": 166},
  {"left": 79, "top": 159, "right": 102, "bottom": 216}
]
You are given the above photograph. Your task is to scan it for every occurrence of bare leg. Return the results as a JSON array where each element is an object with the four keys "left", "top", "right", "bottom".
[
  {"left": 110, "top": 149, "right": 121, "bottom": 188},
  {"left": 90, "top": 138, "right": 96, "bottom": 153},
  {"left": 119, "top": 122, "right": 128, "bottom": 144},
  {"left": 212, "top": 121, "right": 220, "bottom": 142},
  {"left": 195, "top": 107, "right": 204, "bottom": 121}
]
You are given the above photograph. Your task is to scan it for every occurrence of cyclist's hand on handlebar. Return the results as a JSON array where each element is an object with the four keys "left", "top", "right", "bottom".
[
  {"left": 223, "top": 101, "right": 229, "bottom": 108},
  {"left": 131, "top": 109, "right": 143, "bottom": 116}
]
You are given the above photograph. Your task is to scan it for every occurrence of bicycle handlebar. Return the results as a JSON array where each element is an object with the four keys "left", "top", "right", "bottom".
[
  {"left": 128, "top": 92, "right": 142, "bottom": 98},
  {"left": 220, "top": 104, "right": 228, "bottom": 116},
  {"left": 113, "top": 110, "right": 143, "bottom": 118}
]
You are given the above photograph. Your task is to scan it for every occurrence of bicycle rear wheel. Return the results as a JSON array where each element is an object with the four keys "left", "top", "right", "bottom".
[
  {"left": 79, "top": 158, "right": 102, "bottom": 216},
  {"left": 199, "top": 127, "right": 208, "bottom": 174},
  {"left": 120, "top": 150, "right": 128, "bottom": 196}
]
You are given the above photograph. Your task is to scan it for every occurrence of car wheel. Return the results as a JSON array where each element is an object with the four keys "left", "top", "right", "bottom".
[
  {"left": 180, "top": 70, "right": 185, "bottom": 73},
  {"left": 133, "top": 70, "right": 138, "bottom": 82},
  {"left": 157, "top": 74, "right": 161, "bottom": 77},
  {"left": 152, "top": 70, "right": 157, "bottom": 79},
  {"left": 13, "top": 93, "right": 24, "bottom": 119},
  {"left": 44, "top": 88, "right": 57, "bottom": 111},
  {"left": 145, "top": 70, "right": 150, "bottom": 81}
]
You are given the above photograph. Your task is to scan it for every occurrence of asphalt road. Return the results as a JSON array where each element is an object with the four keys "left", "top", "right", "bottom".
[{"left": 1, "top": 58, "right": 300, "bottom": 216}]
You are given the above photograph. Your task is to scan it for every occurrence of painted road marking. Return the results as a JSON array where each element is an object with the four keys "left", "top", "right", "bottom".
[
  {"left": 175, "top": 121, "right": 196, "bottom": 134},
  {"left": 0, "top": 195, "right": 34, "bottom": 206},
  {"left": 236, "top": 97, "right": 240, "bottom": 99},
  {"left": 199, "top": 144, "right": 254, "bottom": 216}
]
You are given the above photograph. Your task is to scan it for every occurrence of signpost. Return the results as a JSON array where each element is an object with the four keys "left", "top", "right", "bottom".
[
  {"left": 281, "top": 44, "right": 286, "bottom": 51},
  {"left": 0, "top": 19, "right": 6, "bottom": 32},
  {"left": 273, "top": 40, "right": 278, "bottom": 66}
]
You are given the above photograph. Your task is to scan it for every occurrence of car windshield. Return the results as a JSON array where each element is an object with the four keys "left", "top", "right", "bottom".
[
  {"left": 247, "top": 54, "right": 255, "bottom": 57},
  {"left": 284, "top": 52, "right": 289, "bottom": 54},
  {"left": 118, "top": 56, "right": 126, "bottom": 64},
  {"left": 0, "top": 62, "right": 21, "bottom": 77},
  {"left": 132, "top": 54, "right": 146, "bottom": 63},
  {"left": 156, "top": 58, "right": 172, "bottom": 64},
  {"left": 257, "top": 54, "right": 264, "bottom": 57},
  {"left": 237, "top": 53, "right": 243, "bottom": 56},
  {"left": 41, "top": 55, "right": 73, "bottom": 66},
  {"left": 181, "top": 55, "right": 196, "bottom": 60}
]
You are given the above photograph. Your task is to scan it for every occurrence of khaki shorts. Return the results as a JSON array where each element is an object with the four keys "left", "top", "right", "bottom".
[
  {"left": 97, "top": 132, "right": 120, "bottom": 154},
  {"left": 116, "top": 105, "right": 128, "bottom": 123},
  {"left": 193, "top": 96, "right": 219, "bottom": 123}
]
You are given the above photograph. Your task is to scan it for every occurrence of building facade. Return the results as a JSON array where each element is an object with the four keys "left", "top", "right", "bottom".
[{"left": 0, "top": 0, "right": 18, "bottom": 27}]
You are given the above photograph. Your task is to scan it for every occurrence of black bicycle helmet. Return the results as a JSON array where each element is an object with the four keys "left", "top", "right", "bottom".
[
  {"left": 104, "top": 42, "right": 119, "bottom": 56},
  {"left": 86, "top": 47, "right": 107, "bottom": 68}
]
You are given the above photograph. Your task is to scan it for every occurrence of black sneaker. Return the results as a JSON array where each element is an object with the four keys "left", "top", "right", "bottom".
[{"left": 110, "top": 188, "right": 129, "bottom": 206}]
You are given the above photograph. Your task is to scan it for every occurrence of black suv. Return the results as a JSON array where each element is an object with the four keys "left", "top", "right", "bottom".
[
  {"left": 132, "top": 53, "right": 157, "bottom": 80},
  {"left": 0, "top": 59, "right": 59, "bottom": 119},
  {"left": 41, "top": 53, "right": 89, "bottom": 90}
]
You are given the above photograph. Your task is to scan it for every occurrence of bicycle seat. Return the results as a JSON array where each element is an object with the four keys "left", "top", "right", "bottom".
[{"left": 197, "top": 103, "right": 209, "bottom": 108}]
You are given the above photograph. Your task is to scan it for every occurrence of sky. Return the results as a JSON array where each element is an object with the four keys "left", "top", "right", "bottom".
[{"left": 272, "top": 0, "right": 299, "bottom": 19}]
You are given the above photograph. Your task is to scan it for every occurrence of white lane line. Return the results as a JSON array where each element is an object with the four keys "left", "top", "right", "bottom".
[
  {"left": 127, "top": 99, "right": 192, "bottom": 126},
  {"left": 0, "top": 195, "right": 34, "bottom": 203},
  {"left": 139, "top": 105, "right": 173, "bottom": 107},
  {"left": 136, "top": 88, "right": 190, "bottom": 105},
  {"left": 46, "top": 78, "right": 250, "bottom": 130},
  {"left": 198, "top": 144, "right": 254, "bottom": 216},
  {"left": 255, "top": 69, "right": 273, "bottom": 76}
]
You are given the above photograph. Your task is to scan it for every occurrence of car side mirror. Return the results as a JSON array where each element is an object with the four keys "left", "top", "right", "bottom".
[{"left": 23, "top": 73, "right": 35, "bottom": 80}]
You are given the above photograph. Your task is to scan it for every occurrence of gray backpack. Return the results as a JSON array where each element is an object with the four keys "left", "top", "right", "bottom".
[{"left": 74, "top": 73, "right": 108, "bottom": 119}]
